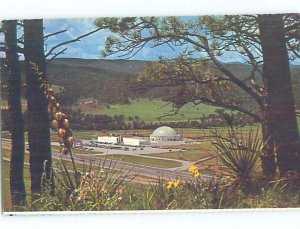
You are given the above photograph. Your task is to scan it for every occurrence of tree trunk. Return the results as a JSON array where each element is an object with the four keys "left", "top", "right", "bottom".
[
  {"left": 258, "top": 14, "right": 300, "bottom": 175},
  {"left": 3, "top": 20, "right": 26, "bottom": 207},
  {"left": 23, "top": 19, "right": 53, "bottom": 196},
  {"left": 261, "top": 119, "right": 277, "bottom": 176}
]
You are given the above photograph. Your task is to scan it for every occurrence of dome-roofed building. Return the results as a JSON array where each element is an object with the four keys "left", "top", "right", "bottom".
[{"left": 150, "top": 126, "right": 181, "bottom": 143}]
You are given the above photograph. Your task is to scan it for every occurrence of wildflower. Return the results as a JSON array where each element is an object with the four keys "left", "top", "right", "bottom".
[
  {"left": 188, "top": 165, "right": 200, "bottom": 178},
  {"left": 167, "top": 180, "right": 180, "bottom": 190},
  {"left": 188, "top": 165, "right": 198, "bottom": 173},
  {"left": 167, "top": 181, "right": 174, "bottom": 190},
  {"left": 173, "top": 180, "right": 180, "bottom": 188},
  {"left": 193, "top": 171, "right": 200, "bottom": 178}
]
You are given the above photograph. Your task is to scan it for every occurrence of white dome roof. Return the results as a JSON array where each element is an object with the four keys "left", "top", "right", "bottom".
[{"left": 151, "top": 126, "right": 178, "bottom": 137}]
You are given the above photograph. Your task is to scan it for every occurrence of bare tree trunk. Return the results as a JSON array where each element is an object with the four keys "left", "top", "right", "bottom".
[
  {"left": 23, "top": 19, "right": 53, "bottom": 196},
  {"left": 261, "top": 120, "right": 277, "bottom": 176},
  {"left": 258, "top": 14, "right": 300, "bottom": 175},
  {"left": 3, "top": 20, "right": 26, "bottom": 207}
]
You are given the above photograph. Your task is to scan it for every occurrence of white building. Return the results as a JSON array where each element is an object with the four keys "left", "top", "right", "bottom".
[
  {"left": 150, "top": 126, "right": 181, "bottom": 143},
  {"left": 97, "top": 136, "right": 150, "bottom": 146},
  {"left": 123, "top": 137, "right": 150, "bottom": 147},
  {"left": 97, "top": 136, "right": 119, "bottom": 145}
]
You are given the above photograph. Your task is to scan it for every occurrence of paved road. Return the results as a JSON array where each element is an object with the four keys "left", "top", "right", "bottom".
[
  {"left": 54, "top": 151, "right": 197, "bottom": 180},
  {"left": 2, "top": 138, "right": 214, "bottom": 181}
]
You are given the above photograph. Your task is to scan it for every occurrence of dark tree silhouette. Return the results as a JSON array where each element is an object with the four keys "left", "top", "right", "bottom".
[
  {"left": 23, "top": 19, "right": 52, "bottom": 196},
  {"left": 3, "top": 20, "right": 26, "bottom": 207},
  {"left": 258, "top": 14, "right": 300, "bottom": 175}
]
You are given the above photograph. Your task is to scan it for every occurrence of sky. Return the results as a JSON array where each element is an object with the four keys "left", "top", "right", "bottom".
[
  {"left": 0, "top": 17, "right": 299, "bottom": 65},
  {"left": 44, "top": 18, "right": 300, "bottom": 65},
  {"left": 42, "top": 18, "right": 256, "bottom": 62},
  {"left": 43, "top": 18, "right": 199, "bottom": 61},
  {"left": 44, "top": 18, "right": 104, "bottom": 60}
]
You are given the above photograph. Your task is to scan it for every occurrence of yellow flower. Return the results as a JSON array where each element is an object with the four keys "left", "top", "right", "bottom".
[
  {"left": 173, "top": 180, "right": 180, "bottom": 188},
  {"left": 188, "top": 165, "right": 198, "bottom": 173},
  {"left": 167, "top": 181, "right": 174, "bottom": 190},
  {"left": 188, "top": 165, "right": 200, "bottom": 178},
  {"left": 193, "top": 171, "right": 200, "bottom": 178}
]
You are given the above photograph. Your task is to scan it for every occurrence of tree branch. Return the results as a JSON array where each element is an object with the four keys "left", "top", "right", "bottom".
[
  {"left": 45, "top": 28, "right": 100, "bottom": 58},
  {"left": 47, "top": 47, "right": 68, "bottom": 63},
  {"left": 206, "top": 50, "right": 264, "bottom": 106},
  {"left": 44, "top": 29, "right": 67, "bottom": 40},
  {"left": 194, "top": 97, "right": 262, "bottom": 122}
]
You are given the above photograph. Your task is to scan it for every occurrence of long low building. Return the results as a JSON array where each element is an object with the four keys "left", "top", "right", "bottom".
[
  {"left": 123, "top": 137, "right": 150, "bottom": 147},
  {"left": 97, "top": 136, "right": 119, "bottom": 145},
  {"left": 97, "top": 136, "right": 150, "bottom": 147}
]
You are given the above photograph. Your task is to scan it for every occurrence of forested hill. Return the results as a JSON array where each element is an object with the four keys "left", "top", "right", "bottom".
[
  {"left": 48, "top": 58, "right": 148, "bottom": 75},
  {"left": 45, "top": 58, "right": 300, "bottom": 106},
  {"left": 1, "top": 58, "right": 299, "bottom": 106},
  {"left": 46, "top": 58, "right": 149, "bottom": 104}
]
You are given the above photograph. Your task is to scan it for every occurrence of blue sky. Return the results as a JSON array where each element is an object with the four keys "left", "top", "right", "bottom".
[
  {"left": 43, "top": 18, "right": 201, "bottom": 61},
  {"left": 43, "top": 18, "right": 255, "bottom": 63},
  {"left": 44, "top": 18, "right": 104, "bottom": 59},
  {"left": 43, "top": 18, "right": 300, "bottom": 65},
  {"left": 0, "top": 17, "right": 298, "bottom": 64}
]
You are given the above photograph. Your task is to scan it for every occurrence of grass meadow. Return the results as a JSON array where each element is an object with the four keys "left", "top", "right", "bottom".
[{"left": 76, "top": 99, "right": 217, "bottom": 122}]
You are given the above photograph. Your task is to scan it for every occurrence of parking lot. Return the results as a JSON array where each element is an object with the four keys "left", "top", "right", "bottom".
[{"left": 76, "top": 139, "right": 180, "bottom": 156}]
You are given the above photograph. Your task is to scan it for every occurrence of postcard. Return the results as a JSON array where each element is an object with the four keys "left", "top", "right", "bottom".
[{"left": 1, "top": 4, "right": 300, "bottom": 221}]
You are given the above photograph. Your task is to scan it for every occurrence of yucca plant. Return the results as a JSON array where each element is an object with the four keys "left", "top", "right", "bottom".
[
  {"left": 212, "top": 128, "right": 263, "bottom": 192},
  {"left": 26, "top": 156, "right": 132, "bottom": 211}
]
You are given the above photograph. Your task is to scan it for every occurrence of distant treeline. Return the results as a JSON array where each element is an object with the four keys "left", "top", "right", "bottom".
[{"left": 1, "top": 108, "right": 255, "bottom": 133}]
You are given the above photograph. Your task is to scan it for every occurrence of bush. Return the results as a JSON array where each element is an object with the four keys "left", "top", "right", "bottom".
[{"left": 211, "top": 128, "right": 262, "bottom": 192}]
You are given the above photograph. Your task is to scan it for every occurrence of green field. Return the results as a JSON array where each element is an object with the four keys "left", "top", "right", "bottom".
[
  {"left": 2, "top": 147, "right": 31, "bottom": 211},
  {"left": 148, "top": 149, "right": 211, "bottom": 162},
  {"left": 78, "top": 99, "right": 217, "bottom": 122}
]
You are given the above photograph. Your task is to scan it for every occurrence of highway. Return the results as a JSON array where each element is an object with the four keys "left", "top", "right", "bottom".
[
  {"left": 2, "top": 138, "right": 205, "bottom": 181},
  {"left": 55, "top": 151, "right": 196, "bottom": 180}
]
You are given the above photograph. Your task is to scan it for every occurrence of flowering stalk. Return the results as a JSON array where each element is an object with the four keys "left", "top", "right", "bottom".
[
  {"left": 31, "top": 62, "right": 79, "bottom": 186},
  {"left": 31, "top": 62, "right": 75, "bottom": 155}
]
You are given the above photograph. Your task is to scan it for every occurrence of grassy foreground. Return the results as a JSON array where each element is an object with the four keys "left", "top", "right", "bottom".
[{"left": 3, "top": 149, "right": 300, "bottom": 211}]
